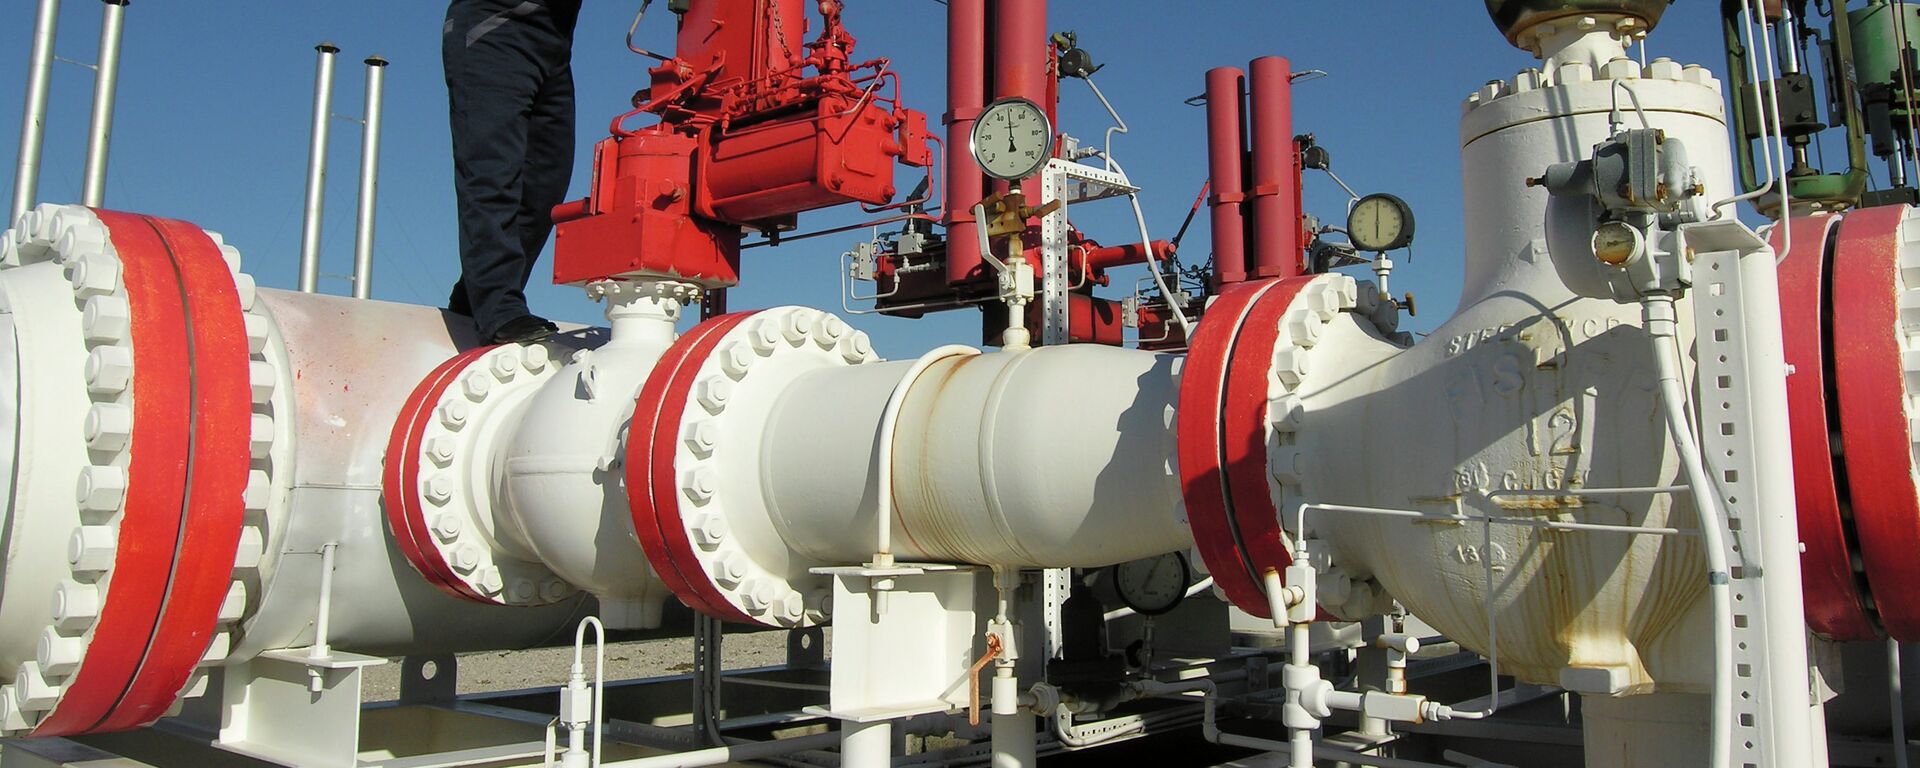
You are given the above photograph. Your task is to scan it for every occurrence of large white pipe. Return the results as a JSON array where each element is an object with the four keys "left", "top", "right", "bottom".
[
  {"left": 762, "top": 344, "right": 1190, "bottom": 568},
  {"left": 12, "top": 0, "right": 61, "bottom": 224},
  {"left": 351, "top": 56, "right": 386, "bottom": 300},
  {"left": 297, "top": 43, "right": 340, "bottom": 294},
  {"left": 78, "top": 0, "right": 127, "bottom": 208}
]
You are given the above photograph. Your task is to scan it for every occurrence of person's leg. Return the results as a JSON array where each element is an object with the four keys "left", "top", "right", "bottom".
[
  {"left": 443, "top": 0, "right": 543, "bottom": 337},
  {"left": 515, "top": 58, "right": 576, "bottom": 290}
]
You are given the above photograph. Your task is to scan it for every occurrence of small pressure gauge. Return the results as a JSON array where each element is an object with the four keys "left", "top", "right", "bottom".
[
  {"left": 1347, "top": 193, "right": 1416, "bottom": 252},
  {"left": 1113, "top": 552, "right": 1190, "bottom": 616},
  {"left": 971, "top": 97, "right": 1055, "bottom": 181}
]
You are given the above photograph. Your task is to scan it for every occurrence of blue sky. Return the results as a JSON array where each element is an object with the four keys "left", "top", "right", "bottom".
[{"left": 0, "top": 1, "right": 1737, "bottom": 357}]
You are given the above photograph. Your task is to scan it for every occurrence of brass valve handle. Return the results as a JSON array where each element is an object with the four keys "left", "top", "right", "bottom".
[{"left": 966, "top": 634, "right": 1005, "bottom": 726}]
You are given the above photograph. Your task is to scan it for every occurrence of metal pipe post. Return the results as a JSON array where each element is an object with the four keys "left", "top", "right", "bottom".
[
  {"left": 298, "top": 43, "right": 340, "bottom": 294},
  {"left": 13, "top": 0, "right": 62, "bottom": 223},
  {"left": 1204, "top": 66, "right": 1249, "bottom": 286},
  {"left": 990, "top": 0, "right": 1048, "bottom": 201},
  {"left": 351, "top": 55, "right": 387, "bottom": 300},
  {"left": 943, "top": 0, "right": 986, "bottom": 286},
  {"left": 1248, "top": 56, "right": 1300, "bottom": 279},
  {"left": 79, "top": 0, "right": 128, "bottom": 208},
  {"left": 838, "top": 720, "right": 891, "bottom": 768}
]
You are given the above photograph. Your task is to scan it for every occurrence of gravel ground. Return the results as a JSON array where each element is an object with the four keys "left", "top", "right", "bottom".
[{"left": 359, "top": 628, "right": 810, "bottom": 702}]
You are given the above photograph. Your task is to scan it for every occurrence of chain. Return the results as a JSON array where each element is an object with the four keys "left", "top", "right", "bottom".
[{"left": 766, "top": 0, "right": 798, "bottom": 70}]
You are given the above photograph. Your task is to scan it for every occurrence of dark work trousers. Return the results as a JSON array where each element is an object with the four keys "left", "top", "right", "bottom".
[{"left": 443, "top": 0, "right": 581, "bottom": 339}]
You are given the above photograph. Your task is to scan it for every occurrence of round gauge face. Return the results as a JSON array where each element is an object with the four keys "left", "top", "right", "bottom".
[
  {"left": 1114, "top": 552, "right": 1190, "bottom": 616},
  {"left": 970, "top": 97, "right": 1055, "bottom": 181},
  {"left": 1347, "top": 193, "right": 1416, "bottom": 252}
]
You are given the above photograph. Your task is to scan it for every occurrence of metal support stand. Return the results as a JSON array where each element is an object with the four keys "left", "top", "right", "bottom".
[
  {"left": 1688, "top": 220, "right": 1822, "bottom": 767},
  {"left": 692, "top": 614, "right": 725, "bottom": 746}
]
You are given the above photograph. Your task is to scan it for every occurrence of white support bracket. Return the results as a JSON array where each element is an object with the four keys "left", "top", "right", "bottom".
[{"left": 1683, "top": 218, "right": 1822, "bottom": 768}]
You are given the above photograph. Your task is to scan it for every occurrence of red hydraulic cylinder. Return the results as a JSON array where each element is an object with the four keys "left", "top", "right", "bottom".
[
  {"left": 1081, "top": 240, "right": 1176, "bottom": 272},
  {"left": 1206, "top": 66, "right": 1250, "bottom": 286},
  {"left": 1248, "top": 56, "right": 1301, "bottom": 278},
  {"left": 945, "top": 0, "right": 987, "bottom": 285}
]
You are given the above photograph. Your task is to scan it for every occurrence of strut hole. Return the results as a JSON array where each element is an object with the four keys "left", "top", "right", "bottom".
[{"left": 420, "top": 661, "right": 438, "bottom": 680}]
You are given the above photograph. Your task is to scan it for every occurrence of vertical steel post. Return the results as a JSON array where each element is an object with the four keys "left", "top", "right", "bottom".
[
  {"left": 13, "top": 0, "right": 62, "bottom": 223},
  {"left": 351, "top": 55, "right": 387, "bottom": 300},
  {"left": 79, "top": 0, "right": 128, "bottom": 208},
  {"left": 298, "top": 43, "right": 340, "bottom": 294}
]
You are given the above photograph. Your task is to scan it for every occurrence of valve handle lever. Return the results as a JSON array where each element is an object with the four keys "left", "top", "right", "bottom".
[{"left": 966, "top": 634, "right": 1005, "bottom": 727}]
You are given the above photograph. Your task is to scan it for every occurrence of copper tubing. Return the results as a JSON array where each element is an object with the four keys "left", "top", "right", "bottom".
[
  {"left": 943, "top": 0, "right": 987, "bottom": 285},
  {"left": 1248, "top": 56, "right": 1301, "bottom": 278},
  {"left": 1205, "top": 66, "right": 1249, "bottom": 286}
]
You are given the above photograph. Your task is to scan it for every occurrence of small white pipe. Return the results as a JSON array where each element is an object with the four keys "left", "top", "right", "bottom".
[
  {"left": 837, "top": 720, "right": 891, "bottom": 768},
  {"left": 574, "top": 616, "right": 606, "bottom": 768},
  {"left": 1894, "top": 639, "right": 1911, "bottom": 768},
  {"left": 870, "top": 345, "right": 979, "bottom": 568},
  {"left": 1646, "top": 294, "right": 1733, "bottom": 768},
  {"left": 310, "top": 542, "right": 337, "bottom": 660},
  {"left": 595, "top": 731, "right": 840, "bottom": 768},
  {"left": 298, "top": 43, "right": 340, "bottom": 294},
  {"left": 351, "top": 55, "right": 388, "bottom": 300},
  {"left": 79, "top": 0, "right": 127, "bottom": 208},
  {"left": 12, "top": 0, "right": 61, "bottom": 224}
]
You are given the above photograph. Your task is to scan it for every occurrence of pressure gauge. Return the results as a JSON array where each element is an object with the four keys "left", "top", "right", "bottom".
[
  {"left": 1346, "top": 193, "right": 1416, "bottom": 252},
  {"left": 971, "top": 97, "right": 1055, "bottom": 181},
  {"left": 1113, "top": 552, "right": 1190, "bottom": 616}
]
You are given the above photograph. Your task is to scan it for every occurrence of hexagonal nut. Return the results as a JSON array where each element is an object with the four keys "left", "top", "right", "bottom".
[
  {"left": 244, "top": 313, "right": 272, "bottom": 354},
  {"left": 781, "top": 312, "right": 813, "bottom": 344},
  {"left": 1600, "top": 57, "right": 1640, "bottom": 81},
  {"left": 67, "top": 525, "right": 117, "bottom": 573},
  {"left": 1646, "top": 57, "right": 1683, "bottom": 82},
  {"left": 489, "top": 349, "right": 522, "bottom": 382},
  {"left": 683, "top": 420, "right": 719, "bottom": 457},
  {"left": 511, "top": 578, "right": 538, "bottom": 602},
  {"left": 218, "top": 581, "right": 248, "bottom": 623},
  {"left": 439, "top": 401, "right": 471, "bottom": 430},
  {"left": 1269, "top": 394, "right": 1305, "bottom": 432},
  {"left": 217, "top": 243, "right": 243, "bottom": 273},
  {"left": 232, "top": 272, "right": 258, "bottom": 312},
  {"left": 243, "top": 470, "right": 271, "bottom": 513},
  {"left": 451, "top": 544, "right": 482, "bottom": 574},
  {"left": 778, "top": 590, "right": 806, "bottom": 624},
  {"left": 249, "top": 360, "right": 277, "bottom": 403},
  {"left": 475, "top": 566, "right": 504, "bottom": 596},
  {"left": 713, "top": 553, "right": 748, "bottom": 588},
  {"left": 425, "top": 474, "right": 456, "bottom": 506},
  {"left": 1280, "top": 309, "right": 1322, "bottom": 349},
  {"left": 432, "top": 513, "right": 464, "bottom": 541},
  {"left": 810, "top": 315, "right": 847, "bottom": 348},
  {"left": 696, "top": 377, "right": 734, "bottom": 412},
  {"left": 67, "top": 255, "right": 120, "bottom": 299},
  {"left": 37, "top": 628, "right": 85, "bottom": 677},
  {"left": 250, "top": 413, "right": 275, "bottom": 459},
  {"left": 720, "top": 343, "right": 756, "bottom": 379},
  {"left": 749, "top": 321, "right": 782, "bottom": 354},
  {"left": 462, "top": 370, "right": 494, "bottom": 401},
  {"left": 234, "top": 526, "right": 265, "bottom": 569},
  {"left": 52, "top": 580, "right": 101, "bottom": 632},
  {"left": 740, "top": 579, "right": 773, "bottom": 611},
  {"left": 81, "top": 295, "right": 132, "bottom": 344},
  {"left": 427, "top": 436, "right": 458, "bottom": 468},
  {"left": 541, "top": 579, "right": 572, "bottom": 602},
  {"left": 84, "top": 403, "right": 133, "bottom": 452},
  {"left": 14, "top": 662, "right": 59, "bottom": 711},
  {"left": 681, "top": 466, "right": 718, "bottom": 505},
  {"left": 693, "top": 513, "right": 728, "bottom": 548},
  {"left": 1556, "top": 60, "right": 1593, "bottom": 85},
  {"left": 523, "top": 343, "right": 551, "bottom": 373},
  {"left": 1269, "top": 445, "right": 1303, "bottom": 486},
  {"left": 842, "top": 333, "right": 874, "bottom": 364},
  {"left": 1273, "top": 347, "right": 1310, "bottom": 389},
  {"left": 75, "top": 465, "right": 127, "bottom": 516}
]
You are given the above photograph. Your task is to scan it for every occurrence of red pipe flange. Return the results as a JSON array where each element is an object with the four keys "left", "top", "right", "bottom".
[
  {"left": 383, "top": 347, "right": 500, "bottom": 604},
  {"left": 22, "top": 209, "right": 254, "bottom": 736},
  {"left": 1775, "top": 213, "right": 1878, "bottom": 641},
  {"left": 1178, "top": 274, "right": 1355, "bottom": 620},
  {"left": 1830, "top": 204, "right": 1920, "bottom": 641},
  {"left": 1177, "top": 279, "right": 1284, "bottom": 615},
  {"left": 628, "top": 311, "right": 762, "bottom": 624}
]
